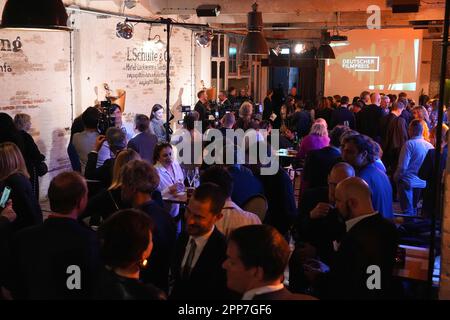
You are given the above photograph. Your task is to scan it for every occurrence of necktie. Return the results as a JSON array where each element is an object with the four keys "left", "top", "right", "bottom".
[{"left": 182, "top": 239, "right": 197, "bottom": 279}]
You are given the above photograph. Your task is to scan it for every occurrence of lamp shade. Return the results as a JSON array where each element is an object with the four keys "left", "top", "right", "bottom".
[
  {"left": 317, "top": 44, "right": 335, "bottom": 59},
  {"left": 242, "top": 32, "right": 269, "bottom": 55},
  {"left": 1, "top": 0, "right": 68, "bottom": 29},
  {"left": 242, "top": 3, "right": 268, "bottom": 55}
]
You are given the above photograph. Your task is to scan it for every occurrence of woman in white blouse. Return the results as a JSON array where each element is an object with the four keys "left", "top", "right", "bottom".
[{"left": 153, "top": 142, "right": 184, "bottom": 233}]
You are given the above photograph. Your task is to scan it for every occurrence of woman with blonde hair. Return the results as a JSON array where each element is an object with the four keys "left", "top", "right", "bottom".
[
  {"left": 412, "top": 106, "right": 431, "bottom": 141},
  {"left": 297, "top": 119, "right": 330, "bottom": 159},
  {"left": 0, "top": 142, "right": 42, "bottom": 231},
  {"left": 235, "top": 101, "right": 254, "bottom": 131},
  {"left": 429, "top": 123, "right": 449, "bottom": 147},
  {"left": 85, "top": 149, "right": 141, "bottom": 226}
]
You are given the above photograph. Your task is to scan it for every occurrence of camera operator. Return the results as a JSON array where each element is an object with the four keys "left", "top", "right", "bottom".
[
  {"left": 194, "top": 90, "right": 209, "bottom": 133},
  {"left": 99, "top": 103, "right": 133, "bottom": 142},
  {"left": 72, "top": 107, "right": 111, "bottom": 175}
]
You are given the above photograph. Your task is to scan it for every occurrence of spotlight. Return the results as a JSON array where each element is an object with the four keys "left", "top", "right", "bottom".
[
  {"left": 124, "top": 0, "right": 138, "bottom": 10},
  {"left": 294, "top": 43, "right": 305, "bottom": 54},
  {"left": 116, "top": 21, "right": 134, "bottom": 39},
  {"left": 195, "top": 31, "right": 214, "bottom": 48}
]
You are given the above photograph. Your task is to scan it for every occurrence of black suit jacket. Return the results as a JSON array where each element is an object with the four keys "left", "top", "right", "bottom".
[
  {"left": 315, "top": 108, "right": 333, "bottom": 127},
  {"left": 127, "top": 131, "right": 158, "bottom": 164},
  {"left": 418, "top": 146, "right": 448, "bottom": 216},
  {"left": 0, "top": 216, "right": 12, "bottom": 287},
  {"left": 330, "top": 106, "right": 355, "bottom": 129},
  {"left": 170, "top": 228, "right": 229, "bottom": 300},
  {"left": 7, "top": 217, "right": 101, "bottom": 300},
  {"left": 194, "top": 100, "right": 208, "bottom": 131},
  {"left": 139, "top": 200, "right": 176, "bottom": 293},
  {"left": 302, "top": 146, "right": 341, "bottom": 189},
  {"left": 317, "top": 213, "right": 398, "bottom": 300},
  {"left": 94, "top": 267, "right": 166, "bottom": 300},
  {"left": 253, "top": 287, "right": 316, "bottom": 300},
  {"left": 258, "top": 168, "right": 297, "bottom": 236},
  {"left": 0, "top": 173, "right": 42, "bottom": 233},
  {"left": 356, "top": 104, "right": 384, "bottom": 142},
  {"left": 296, "top": 187, "right": 345, "bottom": 265},
  {"left": 84, "top": 151, "right": 115, "bottom": 188}
]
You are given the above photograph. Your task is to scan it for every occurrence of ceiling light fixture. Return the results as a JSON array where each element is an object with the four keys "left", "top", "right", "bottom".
[
  {"left": 124, "top": 0, "right": 138, "bottom": 10},
  {"left": 317, "top": 31, "right": 335, "bottom": 59},
  {"left": 116, "top": 21, "right": 134, "bottom": 39},
  {"left": 242, "top": 2, "right": 269, "bottom": 55},
  {"left": 195, "top": 30, "right": 214, "bottom": 47},
  {"left": 294, "top": 43, "right": 305, "bottom": 54}
]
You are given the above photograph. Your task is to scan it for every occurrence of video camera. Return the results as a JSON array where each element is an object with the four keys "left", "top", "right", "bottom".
[{"left": 97, "top": 100, "right": 117, "bottom": 135}]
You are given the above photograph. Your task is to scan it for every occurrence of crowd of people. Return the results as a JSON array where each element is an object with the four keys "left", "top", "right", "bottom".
[{"left": 0, "top": 86, "right": 448, "bottom": 300}]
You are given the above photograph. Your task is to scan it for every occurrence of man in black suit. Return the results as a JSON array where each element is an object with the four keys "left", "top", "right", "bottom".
[
  {"left": 7, "top": 172, "right": 101, "bottom": 299},
  {"left": 306, "top": 177, "right": 399, "bottom": 300},
  {"left": 120, "top": 160, "right": 176, "bottom": 293},
  {"left": 292, "top": 161, "right": 354, "bottom": 289},
  {"left": 382, "top": 101, "right": 408, "bottom": 177},
  {"left": 217, "top": 90, "right": 232, "bottom": 118},
  {"left": 127, "top": 114, "right": 158, "bottom": 164},
  {"left": 356, "top": 93, "right": 384, "bottom": 143},
  {"left": 330, "top": 96, "right": 355, "bottom": 129},
  {"left": 302, "top": 125, "right": 350, "bottom": 190},
  {"left": 170, "top": 183, "right": 230, "bottom": 300},
  {"left": 85, "top": 126, "right": 127, "bottom": 188},
  {"left": 223, "top": 224, "right": 315, "bottom": 300},
  {"left": 194, "top": 90, "right": 209, "bottom": 132}
]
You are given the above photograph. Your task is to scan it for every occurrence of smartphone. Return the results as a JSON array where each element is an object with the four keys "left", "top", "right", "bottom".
[{"left": 0, "top": 186, "right": 11, "bottom": 208}]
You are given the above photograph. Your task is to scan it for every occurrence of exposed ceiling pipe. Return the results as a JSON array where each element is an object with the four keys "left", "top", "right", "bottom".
[
  {"left": 216, "top": 24, "right": 445, "bottom": 31},
  {"left": 65, "top": 5, "right": 157, "bottom": 20}
]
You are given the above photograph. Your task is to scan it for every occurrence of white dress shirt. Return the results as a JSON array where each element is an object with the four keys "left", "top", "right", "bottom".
[
  {"left": 394, "top": 136, "right": 434, "bottom": 188},
  {"left": 181, "top": 226, "right": 215, "bottom": 272},
  {"left": 155, "top": 161, "right": 184, "bottom": 218},
  {"left": 215, "top": 199, "right": 261, "bottom": 238},
  {"left": 242, "top": 283, "right": 285, "bottom": 300}
]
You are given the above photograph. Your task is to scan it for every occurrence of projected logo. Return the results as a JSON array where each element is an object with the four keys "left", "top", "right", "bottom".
[{"left": 342, "top": 56, "right": 380, "bottom": 72}]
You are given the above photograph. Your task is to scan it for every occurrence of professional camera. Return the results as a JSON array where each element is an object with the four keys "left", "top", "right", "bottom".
[{"left": 97, "top": 100, "right": 117, "bottom": 135}]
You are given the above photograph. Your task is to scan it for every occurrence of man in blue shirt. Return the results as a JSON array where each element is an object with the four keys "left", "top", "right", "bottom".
[
  {"left": 342, "top": 134, "right": 394, "bottom": 219},
  {"left": 394, "top": 120, "right": 434, "bottom": 215}
]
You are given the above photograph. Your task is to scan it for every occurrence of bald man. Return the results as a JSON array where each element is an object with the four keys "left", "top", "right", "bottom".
[
  {"left": 290, "top": 163, "right": 356, "bottom": 292},
  {"left": 308, "top": 177, "right": 399, "bottom": 300}
]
